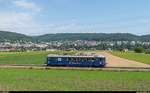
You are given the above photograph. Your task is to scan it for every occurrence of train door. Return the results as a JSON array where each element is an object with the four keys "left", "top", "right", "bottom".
[
  {"left": 87, "top": 58, "right": 92, "bottom": 66},
  {"left": 63, "top": 57, "right": 68, "bottom": 65},
  {"left": 77, "top": 57, "right": 81, "bottom": 66},
  {"left": 93, "top": 57, "right": 100, "bottom": 66},
  {"left": 87, "top": 58, "right": 91, "bottom": 66},
  {"left": 68, "top": 57, "right": 72, "bottom": 65},
  {"left": 101, "top": 57, "right": 106, "bottom": 66},
  {"left": 81, "top": 58, "right": 85, "bottom": 66}
]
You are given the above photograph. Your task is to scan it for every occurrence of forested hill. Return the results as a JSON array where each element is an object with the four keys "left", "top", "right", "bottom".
[
  {"left": 1, "top": 31, "right": 150, "bottom": 42},
  {"left": 140, "top": 34, "right": 150, "bottom": 41},
  {"left": 34, "top": 33, "right": 141, "bottom": 41},
  {"left": 0, "top": 31, "right": 36, "bottom": 42}
]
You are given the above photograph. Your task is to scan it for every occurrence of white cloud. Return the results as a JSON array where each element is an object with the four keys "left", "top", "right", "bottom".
[
  {"left": 0, "top": 12, "right": 33, "bottom": 33},
  {"left": 13, "top": 0, "right": 41, "bottom": 12},
  {"left": 0, "top": 11, "right": 77, "bottom": 35}
]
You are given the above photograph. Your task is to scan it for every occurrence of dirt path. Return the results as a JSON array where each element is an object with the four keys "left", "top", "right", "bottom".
[{"left": 82, "top": 52, "right": 150, "bottom": 67}]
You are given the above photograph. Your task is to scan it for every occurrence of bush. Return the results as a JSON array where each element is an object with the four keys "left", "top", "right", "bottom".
[
  {"left": 145, "top": 49, "right": 150, "bottom": 54},
  {"left": 134, "top": 46, "right": 144, "bottom": 53}
]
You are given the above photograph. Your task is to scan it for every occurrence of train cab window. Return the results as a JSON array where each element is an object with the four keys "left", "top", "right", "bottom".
[
  {"left": 101, "top": 58, "right": 105, "bottom": 61},
  {"left": 47, "top": 57, "right": 50, "bottom": 60}
]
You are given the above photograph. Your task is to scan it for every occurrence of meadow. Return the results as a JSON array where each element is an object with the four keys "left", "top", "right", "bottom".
[
  {"left": 0, "top": 51, "right": 150, "bottom": 91},
  {"left": 0, "top": 68, "right": 149, "bottom": 91},
  {"left": 110, "top": 51, "right": 150, "bottom": 65},
  {"left": 0, "top": 51, "right": 76, "bottom": 65}
]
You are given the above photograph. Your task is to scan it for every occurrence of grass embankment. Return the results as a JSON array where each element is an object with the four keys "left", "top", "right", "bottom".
[
  {"left": 0, "top": 68, "right": 149, "bottom": 91},
  {"left": 110, "top": 51, "right": 150, "bottom": 65},
  {"left": 0, "top": 51, "right": 76, "bottom": 65}
]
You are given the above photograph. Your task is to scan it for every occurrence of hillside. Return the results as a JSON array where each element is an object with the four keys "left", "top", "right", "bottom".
[
  {"left": 140, "top": 35, "right": 150, "bottom": 41},
  {"left": 1, "top": 31, "right": 150, "bottom": 42},
  {"left": 0, "top": 31, "right": 36, "bottom": 42},
  {"left": 34, "top": 33, "right": 140, "bottom": 41}
]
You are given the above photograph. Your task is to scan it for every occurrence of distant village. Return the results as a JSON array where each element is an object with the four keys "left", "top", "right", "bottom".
[{"left": 0, "top": 40, "right": 150, "bottom": 52}]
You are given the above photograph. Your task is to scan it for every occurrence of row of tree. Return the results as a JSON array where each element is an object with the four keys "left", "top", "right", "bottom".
[{"left": 134, "top": 46, "right": 150, "bottom": 54}]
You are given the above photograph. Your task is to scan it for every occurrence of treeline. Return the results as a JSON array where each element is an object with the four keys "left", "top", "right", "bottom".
[
  {"left": 1, "top": 31, "right": 150, "bottom": 42},
  {"left": 34, "top": 33, "right": 139, "bottom": 41},
  {"left": 34, "top": 33, "right": 150, "bottom": 42},
  {"left": 45, "top": 43, "right": 150, "bottom": 51}
]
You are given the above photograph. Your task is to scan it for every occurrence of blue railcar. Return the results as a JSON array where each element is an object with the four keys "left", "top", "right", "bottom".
[{"left": 46, "top": 54, "right": 106, "bottom": 67}]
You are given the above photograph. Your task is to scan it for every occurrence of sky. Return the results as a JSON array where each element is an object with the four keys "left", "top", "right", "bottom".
[{"left": 0, "top": 0, "right": 150, "bottom": 36}]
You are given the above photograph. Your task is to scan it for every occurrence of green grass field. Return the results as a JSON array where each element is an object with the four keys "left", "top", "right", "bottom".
[
  {"left": 0, "top": 51, "right": 150, "bottom": 91},
  {"left": 0, "top": 51, "right": 76, "bottom": 65},
  {"left": 0, "top": 68, "right": 149, "bottom": 91},
  {"left": 110, "top": 51, "right": 150, "bottom": 65}
]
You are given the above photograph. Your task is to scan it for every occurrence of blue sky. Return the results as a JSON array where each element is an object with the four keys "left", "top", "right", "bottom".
[{"left": 0, "top": 0, "right": 150, "bottom": 35}]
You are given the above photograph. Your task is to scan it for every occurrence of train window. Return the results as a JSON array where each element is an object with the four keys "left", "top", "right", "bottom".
[
  {"left": 87, "top": 58, "right": 91, "bottom": 62},
  {"left": 61, "top": 57, "right": 65, "bottom": 61},
  {"left": 61, "top": 58, "right": 64, "bottom": 61},
  {"left": 82, "top": 58, "right": 84, "bottom": 62},
  {"left": 84, "top": 58, "right": 87, "bottom": 62},
  {"left": 66, "top": 57, "right": 69, "bottom": 61},
  {"left": 95, "top": 58, "right": 99, "bottom": 61},
  {"left": 63, "top": 57, "right": 67, "bottom": 61},
  {"left": 72, "top": 58, "right": 76, "bottom": 61},
  {"left": 68, "top": 57, "right": 71, "bottom": 61},
  {"left": 58, "top": 58, "right": 62, "bottom": 61},
  {"left": 75, "top": 58, "right": 77, "bottom": 61},
  {"left": 91, "top": 58, "right": 95, "bottom": 62},
  {"left": 50, "top": 57, "right": 56, "bottom": 61},
  {"left": 77, "top": 57, "right": 80, "bottom": 61},
  {"left": 81, "top": 58, "right": 84, "bottom": 62}
]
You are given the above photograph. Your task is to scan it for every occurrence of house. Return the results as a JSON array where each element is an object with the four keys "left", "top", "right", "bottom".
[
  {"left": 46, "top": 49, "right": 58, "bottom": 52},
  {"left": 120, "top": 49, "right": 128, "bottom": 52}
]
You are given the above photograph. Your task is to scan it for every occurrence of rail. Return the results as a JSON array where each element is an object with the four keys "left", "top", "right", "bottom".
[{"left": 0, "top": 64, "right": 150, "bottom": 71}]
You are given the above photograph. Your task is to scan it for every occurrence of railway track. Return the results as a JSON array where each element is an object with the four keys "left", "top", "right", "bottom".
[{"left": 0, "top": 64, "right": 150, "bottom": 71}]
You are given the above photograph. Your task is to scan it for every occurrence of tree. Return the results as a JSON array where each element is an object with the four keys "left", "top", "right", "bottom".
[
  {"left": 145, "top": 49, "right": 150, "bottom": 54},
  {"left": 134, "top": 46, "right": 144, "bottom": 53}
]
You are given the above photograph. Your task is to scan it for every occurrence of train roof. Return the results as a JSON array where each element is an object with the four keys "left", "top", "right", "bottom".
[{"left": 47, "top": 54, "right": 105, "bottom": 58}]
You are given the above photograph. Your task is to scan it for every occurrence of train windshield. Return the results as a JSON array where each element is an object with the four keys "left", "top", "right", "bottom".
[{"left": 101, "top": 58, "right": 105, "bottom": 62}]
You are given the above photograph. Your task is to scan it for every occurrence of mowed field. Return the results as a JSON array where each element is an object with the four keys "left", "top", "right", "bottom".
[
  {"left": 0, "top": 68, "right": 150, "bottom": 91},
  {"left": 0, "top": 51, "right": 75, "bottom": 65},
  {"left": 110, "top": 51, "right": 150, "bottom": 65}
]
